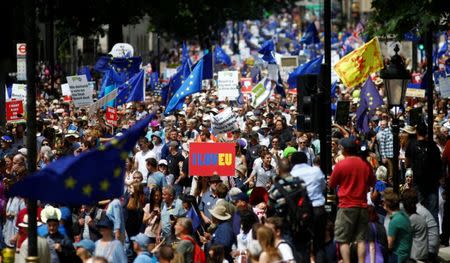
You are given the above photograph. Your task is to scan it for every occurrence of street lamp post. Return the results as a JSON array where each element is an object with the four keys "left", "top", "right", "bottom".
[{"left": 380, "top": 44, "right": 410, "bottom": 193}]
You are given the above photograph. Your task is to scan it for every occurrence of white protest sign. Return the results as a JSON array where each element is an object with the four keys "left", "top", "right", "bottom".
[
  {"left": 439, "top": 77, "right": 450, "bottom": 98},
  {"left": 251, "top": 78, "right": 272, "bottom": 108},
  {"left": 212, "top": 108, "right": 238, "bottom": 134},
  {"left": 11, "top": 84, "right": 27, "bottom": 102},
  {"left": 66, "top": 75, "right": 93, "bottom": 108},
  {"left": 88, "top": 89, "right": 118, "bottom": 115},
  {"left": 109, "top": 43, "right": 134, "bottom": 58},
  {"left": 61, "top": 83, "right": 71, "bottom": 96},
  {"left": 405, "top": 88, "right": 425, "bottom": 98},
  {"left": 218, "top": 71, "right": 239, "bottom": 101},
  {"left": 331, "top": 50, "right": 340, "bottom": 83},
  {"left": 165, "top": 68, "right": 178, "bottom": 80},
  {"left": 268, "top": 64, "right": 279, "bottom": 80}
]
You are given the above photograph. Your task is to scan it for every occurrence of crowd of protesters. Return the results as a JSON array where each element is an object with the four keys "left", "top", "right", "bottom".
[{"left": 0, "top": 8, "right": 450, "bottom": 263}]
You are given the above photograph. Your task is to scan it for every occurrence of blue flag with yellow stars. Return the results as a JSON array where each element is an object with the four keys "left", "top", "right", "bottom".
[
  {"left": 165, "top": 58, "right": 203, "bottom": 114},
  {"left": 116, "top": 70, "right": 145, "bottom": 106},
  {"left": 287, "top": 55, "right": 323, "bottom": 88},
  {"left": 356, "top": 77, "right": 384, "bottom": 133},
  {"left": 9, "top": 114, "right": 154, "bottom": 205}
]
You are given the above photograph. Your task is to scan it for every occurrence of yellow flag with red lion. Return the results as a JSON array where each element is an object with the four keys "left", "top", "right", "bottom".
[{"left": 334, "top": 37, "right": 384, "bottom": 88}]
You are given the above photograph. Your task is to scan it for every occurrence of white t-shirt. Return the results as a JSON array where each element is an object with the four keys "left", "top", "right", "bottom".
[
  {"left": 135, "top": 150, "right": 156, "bottom": 183},
  {"left": 276, "top": 240, "right": 294, "bottom": 262}
]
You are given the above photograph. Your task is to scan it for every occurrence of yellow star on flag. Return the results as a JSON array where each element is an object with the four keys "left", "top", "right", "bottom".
[
  {"left": 99, "top": 179, "right": 110, "bottom": 192},
  {"left": 114, "top": 167, "right": 122, "bottom": 178},
  {"left": 98, "top": 144, "right": 106, "bottom": 151},
  {"left": 120, "top": 151, "right": 129, "bottom": 160},
  {"left": 82, "top": 184, "right": 93, "bottom": 196},
  {"left": 65, "top": 176, "right": 77, "bottom": 189}
]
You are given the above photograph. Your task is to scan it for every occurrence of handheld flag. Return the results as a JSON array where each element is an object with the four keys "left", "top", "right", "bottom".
[
  {"left": 181, "top": 42, "right": 191, "bottom": 66},
  {"left": 202, "top": 50, "right": 213, "bottom": 80},
  {"left": 355, "top": 78, "right": 384, "bottom": 133},
  {"left": 9, "top": 115, "right": 154, "bottom": 205},
  {"left": 214, "top": 46, "right": 232, "bottom": 66},
  {"left": 116, "top": 70, "right": 145, "bottom": 106},
  {"left": 301, "top": 23, "right": 320, "bottom": 45},
  {"left": 186, "top": 207, "right": 201, "bottom": 232},
  {"left": 258, "top": 40, "right": 276, "bottom": 64},
  {"left": 287, "top": 55, "right": 323, "bottom": 88},
  {"left": 165, "top": 58, "right": 203, "bottom": 114},
  {"left": 334, "top": 37, "right": 383, "bottom": 88},
  {"left": 78, "top": 66, "right": 92, "bottom": 81}
]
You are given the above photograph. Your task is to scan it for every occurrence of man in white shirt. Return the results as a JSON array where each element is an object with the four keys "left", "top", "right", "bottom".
[{"left": 134, "top": 137, "right": 156, "bottom": 184}]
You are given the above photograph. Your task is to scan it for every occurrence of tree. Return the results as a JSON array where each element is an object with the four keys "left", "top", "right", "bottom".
[
  {"left": 367, "top": 0, "right": 449, "bottom": 38},
  {"left": 145, "top": 0, "right": 296, "bottom": 46}
]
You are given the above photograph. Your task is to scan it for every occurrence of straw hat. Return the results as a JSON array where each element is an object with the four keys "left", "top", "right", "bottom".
[
  {"left": 208, "top": 205, "right": 231, "bottom": 221},
  {"left": 400, "top": 125, "right": 416, "bottom": 135}
]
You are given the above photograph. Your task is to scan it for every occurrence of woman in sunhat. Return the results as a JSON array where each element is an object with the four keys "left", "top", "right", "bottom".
[{"left": 93, "top": 216, "right": 127, "bottom": 263}]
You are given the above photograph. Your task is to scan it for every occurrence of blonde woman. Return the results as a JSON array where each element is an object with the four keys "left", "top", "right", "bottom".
[{"left": 256, "top": 226, "right": 282, "bottom": 263}]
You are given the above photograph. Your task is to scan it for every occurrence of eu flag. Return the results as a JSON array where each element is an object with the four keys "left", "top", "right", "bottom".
[
  {"left": 95, "top": 56, "right": 142, "bottom": 98},
  {"left": 186, "top": 207, "right": 201, "bottom": 232},
  {"left": 9, "top": 115, "right": 154, "bottom": 205},
  {"left": 148, "top": 72, "right": 159, "bottom": 90},
  {"left": 202, "top": 50, "right": 213, "bottom": 80},
  {"left": 214, "top": 46, "right": 232, "bottom": 66},
  {"left": 301, "top": 23, "right": 320, "bottom": 45},
  {"left": 182, "top": 42, "right": 191, "bottom": 66},
  {"left": 165, "top": 58, "right": 203, "bottom": 114},
  {"left": 356, "top": 78, "right": 384, "bottom": 133},
  {"left": 258, "top": 40, "right": 276, "bottom": 64},
  {"left": 287, "top": 55, "right": 323, "bottom": 88},
  {"left": 116, "top": 70, "right": 145, "bottom": 106},
  {"left": 78, "top": 66, "right": 92, "bottom": 81}
]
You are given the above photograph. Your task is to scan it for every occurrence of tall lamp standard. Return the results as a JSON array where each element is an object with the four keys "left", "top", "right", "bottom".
[{"left": 380, "top": 44, "right": 410, "bottom": 194}]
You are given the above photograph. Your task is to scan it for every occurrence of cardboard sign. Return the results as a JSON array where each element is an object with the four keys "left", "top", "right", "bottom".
[
  {"left": 105, "top": 107, "right": 118, "bottom": 126},
  {"left": 251, "top": 78, "right": 272, "bottom": 108},
  {"left": 88, "top": 89, "right": 118, "bottom": 115},
  {"left": 405, "top": 88, "right": 425, "bottom": 98},
  {"left": 240, "top": 78, "right": 252, "bottom": 93},
  {"left": 61, "top": 83, "right": 72, "bottom": 102},
  {"left": 66, "top": 75, "right": 93, "bottom": 108},
  {"left": 218, "top": 71, "right": 239, "bottom": 101},
  {"left": 211, "top": 108, "right": 238, "bottom": 134},
  {"left": 6, "top": 100, "right": 24, "bottom": 122},
  {"left": 280, "top": 56, "right": 298, "bottom": 68},
  {"left": 189, "top": 143, "right": 236, "bottom": 176},
  {"left": 11, "top": 84, "right": 27, "bottom": 102}
]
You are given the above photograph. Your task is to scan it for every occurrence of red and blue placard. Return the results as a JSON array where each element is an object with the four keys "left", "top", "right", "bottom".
[{"left": 189, "top": 143, "right": 235, "bottom": 176}]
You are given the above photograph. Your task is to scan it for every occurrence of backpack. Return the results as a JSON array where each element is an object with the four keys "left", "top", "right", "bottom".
[
  {"left": 269, "top": 177, "right": 313, "bottom": 243},
  {"left": 181, "top": 236, "right": 206, "bottom": 263}
]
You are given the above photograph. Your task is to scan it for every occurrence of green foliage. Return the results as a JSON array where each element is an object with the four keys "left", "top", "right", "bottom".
[
  {"left": 367, "top": 0, "right": 449, "bottom": 39},
  {"left": 146, "top": 0, "right": 295, "bottom": 42}
]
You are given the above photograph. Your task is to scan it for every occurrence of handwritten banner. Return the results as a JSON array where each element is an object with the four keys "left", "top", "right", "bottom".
[
  {"left": 189, "top": 143, "right": 236, "bottom": 176},
  {"left": 211, "top": 108, "right": 237, "bottom": 134},
  {"left": 106, "top": 107, "right": 118, "bottom": 127}
]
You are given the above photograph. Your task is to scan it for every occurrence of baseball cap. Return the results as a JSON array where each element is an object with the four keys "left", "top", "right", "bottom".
[
  {"left": 74, "top": 239, "right": 95, "bottom": 254},
  {"left": 131, "top": 233, "right": 151, "bottom": 249}
]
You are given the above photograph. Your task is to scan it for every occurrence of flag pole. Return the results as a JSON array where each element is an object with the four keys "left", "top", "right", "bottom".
[{"left": 24, "top": 0, "right": 39, "bottom": 261}]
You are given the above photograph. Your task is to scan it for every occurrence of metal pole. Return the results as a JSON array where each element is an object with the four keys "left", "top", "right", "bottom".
[
  {"left": 392, "top": 117, "right": 400, "bottom": 193},
  {"left": 412, "top": 41, "right": 418, "bottom": 71},
  {"left": 156, "top": 33, "right": 160, "bottom": 77},
  {"left": 425, "top": 25, "right": 433, "bottom": 141},
  {"left": 321, "top": 0, "right": 332, "bottom": 176},
  {"left": 24, "top": 0, "right": 38, "bottom": 261}
]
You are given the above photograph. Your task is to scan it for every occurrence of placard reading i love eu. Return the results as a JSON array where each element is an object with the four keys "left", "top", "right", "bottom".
[{"left": 189, "top": 143, "right": 236, "bottom": 176}]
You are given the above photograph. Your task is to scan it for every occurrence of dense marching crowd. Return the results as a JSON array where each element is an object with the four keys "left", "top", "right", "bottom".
[{"left": 1, "top": 9, "right": 450, "bottom": 263}]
